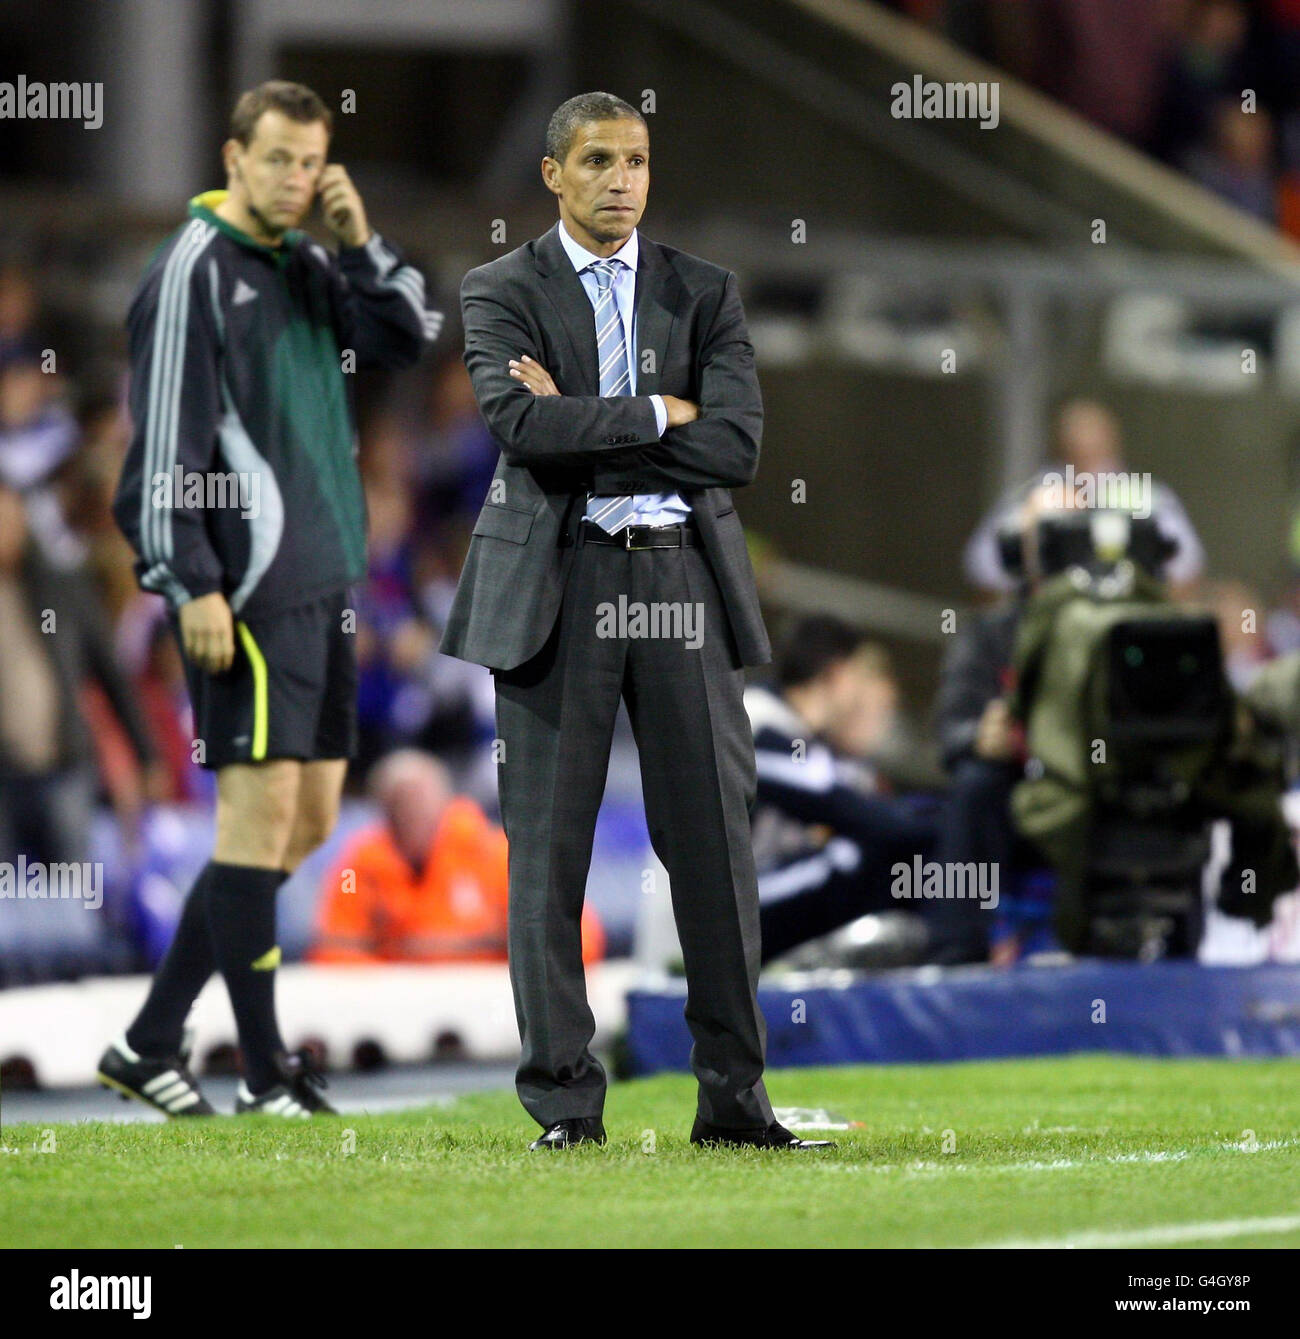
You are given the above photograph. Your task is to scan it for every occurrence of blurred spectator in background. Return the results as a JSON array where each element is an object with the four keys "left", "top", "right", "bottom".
[
  {"left": 354, "top": 442, "right": 439, "bottom": 776},
  {"left": 0, "top": 485, "right": 158, "bottom": 868},
  {"left": 963, "top": 398, "right": 1205, "bottom": 597},
  {"left": 1202, "top": 577, "right": 1275, "bottom": 691},
  {"left": 1259, "top": 0, "right": 1300, "bottom": 128},
  {"left": 64, "top": 378, "right": 140, "bottom": 623},
  {"left": 953, "top": 0, "right": 1178, "bottom": 146},
  {"left": 0, "top": 342, "right": 83, "bottom": 572},
  {"left": 815, "top": 638, "right": 899, "bottom": 764},
  {"left": 408, "top": 356, "right": 500, "bottom": 800},
  {"left": 311, "top": 750, "right": 604, "bottom": 964},
  {"left": 0, "top": 262, "right": 91, "bottom": 574},
  {"left": 1030, "top": 0, "right": 1177, "bottom": 146},
  {"left": 349, "top": 384, "right": 496, "bottom": 796},
  {"left": 820, "top": 632, "right": 948, "bottom": 795},
  {"left": 1182, "top": 98, "right": 1278, "bottom": 222},
  {"left": 413, "top": 354, "right": 499, "bottom": 552},
  {"left": 1151, "top": 0, "right": 1251, "bottom": 166},
  {"left": 934, "top": 487, "right": 1058, "bottom": 964},
  {"left": 746, "top": 616, "right": 936, "bottom": 964},
  {"left": 114, "top": 602, "right": 211, "bottom": 804},
  {"left": 896, "top": 0, "right": 1300, "bottom": 233},
  {"left": 0, "top": 262, "right": 41, "bottom": 367}
]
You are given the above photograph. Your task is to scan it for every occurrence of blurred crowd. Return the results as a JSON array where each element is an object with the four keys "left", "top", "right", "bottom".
[
  {"left": 0, "top": 253, "right": 514, "bottom": 981},
  {"left": 3, "top": 232, "right": 1300, "bottom": 982},
  {"left": 891, "top": 0, "right": 1300, "bottom": 234},
  {"left": 0, "top": 255, "right": 500, "bottom": 804}
]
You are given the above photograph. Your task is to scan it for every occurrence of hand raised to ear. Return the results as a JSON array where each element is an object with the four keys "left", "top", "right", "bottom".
[{"left": 318, "top": 164, "right": 371, "bottom": 248}]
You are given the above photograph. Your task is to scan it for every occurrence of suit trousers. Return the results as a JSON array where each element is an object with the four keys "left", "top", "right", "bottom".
[{"left": 492, "top": 522, "right": 775, "bottom": 1130}]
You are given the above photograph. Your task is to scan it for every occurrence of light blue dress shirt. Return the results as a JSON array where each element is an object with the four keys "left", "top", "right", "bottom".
[{"left": 557, "top": 220, "right": 691, "bottom": 529}]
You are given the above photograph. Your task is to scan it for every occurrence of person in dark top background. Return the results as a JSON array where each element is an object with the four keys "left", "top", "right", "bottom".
[
  {"left": 746, "top": 616, "right": 936, "bottom": 963},
  {"left": 0, "top": 484, "right": 157, "bottom": 876}
]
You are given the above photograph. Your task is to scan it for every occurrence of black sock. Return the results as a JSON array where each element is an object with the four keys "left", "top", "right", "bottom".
[
  {"left": 205, "top": 862, "right": 288, "bottom": 1095},
  {"left": 126, "top": 862, "right": 217, "bottom": 1057}
]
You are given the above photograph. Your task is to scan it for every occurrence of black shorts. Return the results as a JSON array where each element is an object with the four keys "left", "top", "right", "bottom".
[{"left": 174, "top": 587, "right": 358, "bottom": 771}]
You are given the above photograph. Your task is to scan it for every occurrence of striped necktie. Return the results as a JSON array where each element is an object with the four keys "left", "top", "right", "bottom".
[{"left": 586, "top": 258, "right": 638, "bottom": 535}]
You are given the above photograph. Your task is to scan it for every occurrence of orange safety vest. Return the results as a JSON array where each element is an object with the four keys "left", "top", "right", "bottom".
[{"left": 310, "top": 797, "right": 605, "bottom": 965}]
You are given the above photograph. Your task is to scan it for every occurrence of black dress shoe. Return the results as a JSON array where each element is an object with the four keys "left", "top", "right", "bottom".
[
  {"left": 690, "top": 1116, "right": 833, "bottom": 1149},
  {"left": 528, "top": 1117, "right": 607, "bottom": 1150}
]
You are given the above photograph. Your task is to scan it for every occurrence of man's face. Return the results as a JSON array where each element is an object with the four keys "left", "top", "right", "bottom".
[
  {"left": 384, "top": 771, "right": 449, "bottom": 863},
  {"left": 818, "top": 656, "right": 883, "bottom": 743},
  {"left": 1057, "top": 401, "right": 1121, "bottom": 476},
  {"left": 543, "top": 117, "right": 649, "bottom": 252},
  {"left": 826, "top": 659, "right": 897, "bottom": 758},
  {"left": 225, "top": 110, "right": 329, "bottom": 235}
]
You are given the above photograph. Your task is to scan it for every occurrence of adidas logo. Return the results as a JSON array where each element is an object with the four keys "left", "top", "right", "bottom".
[
  {"left": 141, "top": 1067, "right": 204, "bottom": 1113},
  {"left": 238, "top": 1082, "right": 309, "bottom": 1118},
  {"left": 232, "top": 278, "right": 259, "bottom": 306}
]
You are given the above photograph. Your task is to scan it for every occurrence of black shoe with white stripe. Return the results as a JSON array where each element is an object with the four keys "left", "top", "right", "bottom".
[
  {"left": 234, "top": 1048, "right": 337, "bottom": 1118},
  {"left": 96, "top": 1033, "right": 216, "bottom": 1117}
]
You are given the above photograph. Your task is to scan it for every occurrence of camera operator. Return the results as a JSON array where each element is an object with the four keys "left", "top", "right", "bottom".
[
  {"left": 963, "top": 398, "right": 1204, "bottom": 598},
  {"left": 930, "top": 488, "right": 1064, "bottom": 963},
  {"left": 1005, "top": 505, "right": 1297, "bottom": 958}
]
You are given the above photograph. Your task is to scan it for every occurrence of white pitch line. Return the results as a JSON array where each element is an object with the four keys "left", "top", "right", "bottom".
[
  {"left": 812, "top": 1149, "right": 1192, "bottom": 1175},
  {"left": 812, "top": 1139, "right": 1300, "bottom": 1177},
  {"left": 979, "top": 1213, "right": 1300, "bottom": 1249}
]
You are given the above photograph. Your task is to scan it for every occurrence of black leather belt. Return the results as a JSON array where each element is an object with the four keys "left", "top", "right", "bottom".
[{"left": 576, "top": 518, "right": 699, "bottom": 549}]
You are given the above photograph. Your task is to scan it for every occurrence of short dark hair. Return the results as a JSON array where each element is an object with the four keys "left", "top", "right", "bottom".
[
  {"left": 545, "top": 91, "right": 646, "bottom": 163},
  {"left": 229, "top": 80, "right": 333, "bottom": 146},
  {"left": 776, "top": 616, "right": 868, "bottom": 690}
]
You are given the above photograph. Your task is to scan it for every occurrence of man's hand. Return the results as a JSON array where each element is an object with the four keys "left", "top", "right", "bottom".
[
  {"left": 508, "top": 355, "right": 559, "bottom": 396},
  {"left": 505, "top": 355, "right": 701, "bottom": 440},
  {"left": 179, "top": 591, "right": 236, "bottom": 674},
  {"left": 318, "top": 164, "right": 371, "bottom": 248},
  {"left": 507, "top": 357, "right": 699, "bottom": 431},
  {"left": 661, "top": 395, "right": 699, "bottom": 428},
  {"left": 974, "top": 698, "right": 1017, "bottom": 762}
]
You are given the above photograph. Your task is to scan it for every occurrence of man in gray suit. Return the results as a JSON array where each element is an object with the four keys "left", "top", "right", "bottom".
[{"left": 442, "top": 92, "right": 829, "bottom": 1151}]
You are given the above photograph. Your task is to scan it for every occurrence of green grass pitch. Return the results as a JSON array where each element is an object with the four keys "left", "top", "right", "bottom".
[{"left": 3, "top": 1055, "right": 1298, "bottom": 1248}]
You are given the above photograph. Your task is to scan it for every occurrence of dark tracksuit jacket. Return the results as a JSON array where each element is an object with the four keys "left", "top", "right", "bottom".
[
  {"left": 112, "top": 190, "right": 441, "bottom": 618},
  {"left": 746, "top": 684, "right": 935, "bottom": 878}
]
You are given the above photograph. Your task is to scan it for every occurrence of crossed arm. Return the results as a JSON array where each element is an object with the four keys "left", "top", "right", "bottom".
[{"left": 461, "top": 267, "right": 763, "bottom": 492}]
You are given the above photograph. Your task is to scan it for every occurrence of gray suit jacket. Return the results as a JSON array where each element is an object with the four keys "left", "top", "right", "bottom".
[{"left": 440, "top": 222, "right": 771, "bottom": 672}]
